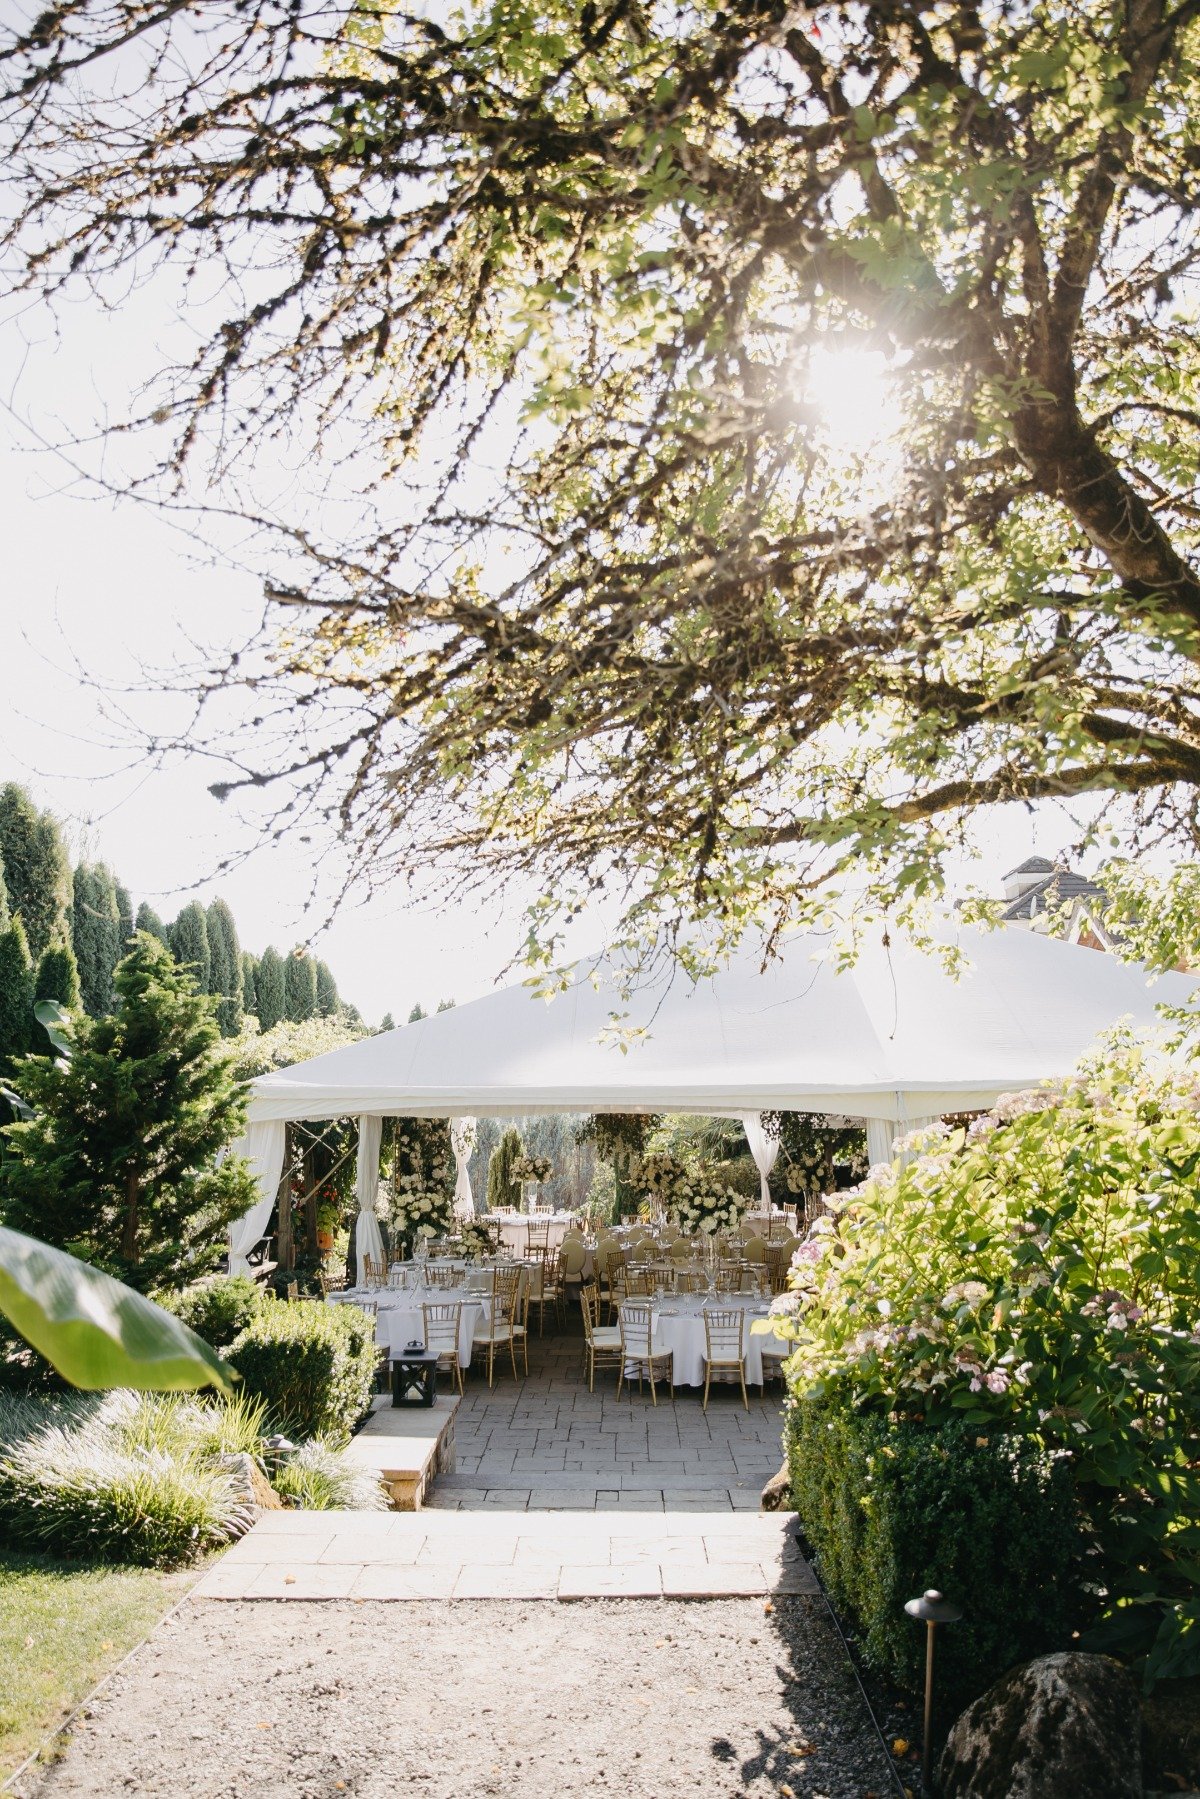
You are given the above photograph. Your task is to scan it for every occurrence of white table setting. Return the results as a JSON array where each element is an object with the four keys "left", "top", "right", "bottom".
[
  {"left": 623, "top": 1292, "right": 790, "bottom": 1388},
  {"left": 328, "top": 1282, "right": 488, "bottom": 1368}
]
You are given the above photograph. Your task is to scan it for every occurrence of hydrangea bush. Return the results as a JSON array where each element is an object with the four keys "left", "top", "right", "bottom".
[{"left": 774, "top": 1038, "right": 1200, "bottom": 1687}]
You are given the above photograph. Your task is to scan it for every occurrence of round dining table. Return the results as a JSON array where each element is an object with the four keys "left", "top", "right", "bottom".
[
  {"left": 632, "top": 1294, "right": 789, "bottom": 1388},
  {"left": 328, "top": 1285, "right": 486, "bottom": 1368}
]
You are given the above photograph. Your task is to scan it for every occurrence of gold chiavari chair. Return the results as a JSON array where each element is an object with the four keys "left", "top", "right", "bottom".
[
  {"left": 617, "top": 1302, "right": 674, "bottom": 1405},
  {"left": 362, "top": 1253, "right": 387, "bottom": 1289},
  {"left": 425, "top": 1264, "right": 460, "bottom": 1290},
  {"left": 673, "top": 1266, "right": 705, "bottom": 1294},
  {"left": 422, "top": 1300, "right": 465, "bottom": 1395},
  {"left": 472, "top": 1265, "right": 528, "bottom": 1387},
  {"left": 702, "top": 1309, "right": 749, "bottom": 1411},
  {"left": 579, "top": 1283, "right": 623, "bottom": 1392},
  {"left": 740, "top": 1264, "right": 772, "bottom": 1297}
]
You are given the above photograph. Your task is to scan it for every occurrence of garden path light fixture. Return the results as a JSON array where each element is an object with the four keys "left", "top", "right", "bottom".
[{"left": 904, "top": 1587, "right": 963, "bottom": 1792}]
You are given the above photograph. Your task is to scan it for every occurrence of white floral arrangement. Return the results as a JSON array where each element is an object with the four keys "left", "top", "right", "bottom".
[
  {"left": 635, "top": 1151, "right": 689, "bottom": 1203},
  {"left": 457, "top": 1218, "right": 501, "bottom": 1260},
  {"left": 668, "top": 1167, "right": 748, "bottom": 1236},
  {"left": 510, "top": 1152, "right": 553, "bottom": 1183},
  {"left": 391, "top": 1171, "right": 455, "bottom": 1240}
]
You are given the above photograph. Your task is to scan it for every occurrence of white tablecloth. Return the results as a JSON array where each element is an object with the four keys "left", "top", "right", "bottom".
[
  {"left": 492, "top": 1212, "right": 578, "bottom": 1254},
  {"left": 624, "top": 1297, "right": 789, "bottom": 1388},
  {"left": 329, "top": 1288, "right": 485, "bottom": 1368}
]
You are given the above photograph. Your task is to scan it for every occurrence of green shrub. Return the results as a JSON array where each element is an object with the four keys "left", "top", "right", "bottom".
[
  {"left": 0, "top": 1392, "right": 255, "bottom": 1568},
  {"left": 788, "top": 1399, "right": 1089, "bottom": 1714},
  {"left": 227, "top": 1300, "right": 376, "bottom": 1442},
  {"left": 161, "top": 1274, "right": 264, "bottom": 1350},
  {"left": 271, "top": 1439, "right": 387, "bottom": 1512},
  {"left": 775, "top": 1039, "right": 1200, "bottom": 1688}
]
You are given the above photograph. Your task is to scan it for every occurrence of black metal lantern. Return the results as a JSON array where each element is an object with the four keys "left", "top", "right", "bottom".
[{"left": 904, "top": 1588, "right": 963, "bottom": 1791}]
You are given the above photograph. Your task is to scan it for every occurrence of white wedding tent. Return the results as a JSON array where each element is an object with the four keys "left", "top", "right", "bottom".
[{"left": 227, "top": 925, "right": 1197, "bottom": 1273}]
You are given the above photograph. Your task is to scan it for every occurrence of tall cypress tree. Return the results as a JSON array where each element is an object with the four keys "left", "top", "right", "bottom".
[
  {"left": 31, "top": 938, "right": 82, "bottom": 1054},
  {"left": 0, "top": 784, "right": 72, "bottom": 962},
  {"left": 169, "top": 900, "right": 211, "bottom": 990},
  {"left": 135, "top": 901, "right": 170, "bottom": 947},
  {"left": 314, "top": 959, "right": 339, "bottom": 1017},
  {"left": 205, "top": 897, "right": 243, "bottom": 1037},
  {"left": 284, "top": 948, "right": 317, "bottom": 1022},
  {"left": 255, "top": 945, "right": 285, "bottom": 1029},
  {"left": 408, "top": 1002, "right": 427, "bottom": 1023},
  {"left": 0, "top": 914, "right": 34, "bottom": 1071},
  {"left": 486, "top": 1125, "right": 526, "bottom": 1211},
  {"left": 72, "top": 861, "right": 122, "bottom": 1016},
  {"left": 240, "top": 950, "right": 259, "bottom": 1018},
  {"left": 2, "top": 932, "right": 257, "bottom": 1290},
  {"left": 115, "top": 880, "right": 134, "bottom": 947}
]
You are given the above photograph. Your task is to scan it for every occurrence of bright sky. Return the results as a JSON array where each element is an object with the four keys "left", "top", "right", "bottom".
[{"left": 0, "top": 276, "right": 1080, "bottom": 1027}]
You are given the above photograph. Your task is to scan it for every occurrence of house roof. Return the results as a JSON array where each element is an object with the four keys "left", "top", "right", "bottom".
[
  {"left": 1003, "top": 856, "right": 1056, "bottom": 880},
  {"left": 1001, "top": 869, "right": 1107, "bottom": 924}
]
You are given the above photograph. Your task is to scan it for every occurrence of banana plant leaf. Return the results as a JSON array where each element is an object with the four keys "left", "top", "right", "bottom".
[
  {"left": 33, "top": 998, "right": 74, "bottom": 1058},
  {"left": 0, "top": 1225, "right": 234, "bottom": 1393}
]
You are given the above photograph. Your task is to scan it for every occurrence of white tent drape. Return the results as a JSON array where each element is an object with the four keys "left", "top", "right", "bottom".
[
  {"left": 355, "top": 1114, "right": 386, "bottom": 1287},
  {"left": 450, "top": 1116, "right": 478, "bottom": 1220},
  {"left": 741, "top": 1113, "right": 781, "bottom": 1210},
  {"left": 227, "top": 1119, "right": 287, "bottom": 1275},
  {"left": 865, "top": 1118, "right": 894, "bottom": 1168}
]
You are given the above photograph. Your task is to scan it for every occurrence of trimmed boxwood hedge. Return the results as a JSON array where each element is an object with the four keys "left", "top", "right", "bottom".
[
  {"left": 227, "top": 1300, "right": 377, "bottom": 1442},
  {"left": 787, "top": 1398, "right": 1090, "bottom": 1715},
  {"left": 162, "top": 1274, "right": 265, "bottom": 1351}
]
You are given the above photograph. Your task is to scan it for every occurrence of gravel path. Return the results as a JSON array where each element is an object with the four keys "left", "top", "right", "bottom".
[{"left": 24, "top": 1596, "right": 893, "bottom": 1799}]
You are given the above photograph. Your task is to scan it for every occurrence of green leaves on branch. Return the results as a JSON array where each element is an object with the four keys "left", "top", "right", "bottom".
[{"left": 0, "top": 1225, "right": 234, "bottom": 1393}]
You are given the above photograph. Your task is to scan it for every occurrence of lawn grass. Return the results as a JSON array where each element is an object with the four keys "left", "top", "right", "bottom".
[{"left": 0, "top": 1551, "right": 200, "bottom": 1782}]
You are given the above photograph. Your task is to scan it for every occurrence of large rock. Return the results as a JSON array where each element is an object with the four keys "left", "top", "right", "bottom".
[{"left": 938, "top": 1651, "right": 1142, "bottom": 1799}]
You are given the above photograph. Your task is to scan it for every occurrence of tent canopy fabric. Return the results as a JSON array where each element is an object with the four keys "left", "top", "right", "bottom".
[{"left": 245, "top": 926, "right": 1197, "bottom": 1127}]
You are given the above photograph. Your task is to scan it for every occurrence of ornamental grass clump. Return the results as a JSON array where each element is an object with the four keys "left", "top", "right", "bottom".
[
  {"left": 0, "top": 1391, "right": 257, "bottom": 1568},
  {"left": 775, "top": 1035, "right": 1200, "bottom": 1690},
  {"left": 270, "top": 1439, "right": 388, "bottom": 1512}
]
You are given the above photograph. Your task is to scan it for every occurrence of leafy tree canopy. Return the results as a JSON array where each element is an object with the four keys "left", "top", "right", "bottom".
[{"left": 6, "top": 5, "right": 1200, "bottom": 967}]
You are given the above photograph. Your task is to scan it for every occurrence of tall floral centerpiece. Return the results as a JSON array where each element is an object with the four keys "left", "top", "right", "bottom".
[
  {"left": 510, "top": 1152, "right": 553, "bottom": 1213},
  {"left": 668, "top": 1164, "right": 748, "bottom": 1240},
  {"left": 391, "top": 1170, "right": 455, "bottom": 1253},
  {"left": 635, "top": 1152, "right": 689, "bottom": 1221}
]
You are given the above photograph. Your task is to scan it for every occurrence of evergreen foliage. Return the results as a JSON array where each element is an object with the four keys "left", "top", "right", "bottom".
[
  {"left": 71, "top": 862, "right": 122, "bottom": 1017},
  {"left": 168, "top": 900, "right": 210, "bottom": 991},
  {"left": 31, "top": 940, "right": 81, "bottom": 1053},
  {"left": 1, "top": 932, "right": 257, "bottom": 1291},
  {"left": 379, "top": 1012, "right": 394, "bottom": 1032},
  {"left": 0, "top": 785, "right": 72, "bottom": 963},
  {"left": 254, "top": 945, "right": 286, "bottom": 1030},
  {"left": 0, "top": 915, "right": 34, "bottom": 1071},
  {"left": 114, "top": 880, "right": 134, "bottom": 946},
  {"left": 134, "top": 902, "right": 170, "bottom": 946},
  {"left": 485, "top": 1126, "right": 525, "bottom": 1212},
  {"left": 240, "top": 951, "right": 258, "bottom": 1017},
  {"left": 407, "top": 1003, "right": 426, "bottom": 1023},
  {"left": 314, "top": 959, "right": 338, "bottom": 1017},
  {"left": 283, "top": 949, "right": 316, "bottom": 1023},
  {"left": 205, "top": 898, "right": 243, "bottom": 1037}
]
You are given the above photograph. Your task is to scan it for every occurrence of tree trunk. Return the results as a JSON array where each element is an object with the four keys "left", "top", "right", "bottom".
[
  {"left": 122, "top": 1170, "right": 139, "bottom": 1264},
  {"left": 276, "top": 1127, "right": 295, "bottom": 1272},
  {"left": 302, "top": 1146, "right": 319, "bottom": 1259}
]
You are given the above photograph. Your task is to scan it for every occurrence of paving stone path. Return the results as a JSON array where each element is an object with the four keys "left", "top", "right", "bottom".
[{"left": 435, "top": 1319, "right": 788, "bottom": 1511}]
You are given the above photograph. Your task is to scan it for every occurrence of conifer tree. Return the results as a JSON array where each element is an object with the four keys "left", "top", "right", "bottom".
[
  {"left": 169, "top": 900, "right": 211, "bottom": 991},
  {"left": 486, "top": 1125, "right": 526, "bottom": 1212},
  {"left": 72, "top": 861, "right": 122, "bottom": 1016},
  {"left": 240, "top": 950, "right": 259, "bottom": 1018},
  {"left": 32, "top": 938, "right": 81, "bottom": 1053},
  {"left": 134, "top": 901, "right": 170, "bottom": 947},
  {"left": 0, "top": 784, "right": 72, "bottom": 962},
  {"left": 255, "top": 945, "right": 286, "bottom": 1030},
  {"left": 408, "top": 1002, "right": 427, "bottom": 1023},
  {"left": 205, "top": 897, "right": 243, "bottom": 1037},
  {"left": 114, "top": 880, "right": 134, "bottom": 947},
  {"left": 379, "top": 1012, "right": 395, "bottom": 1032},
  {"left": 0, "top": 914, "right": 34, "bottom": 1071},
  {"left": 314, "top": 959, "right": 339, "bottom": 1017},
  {"left": 2, "top": 932, "right": 257, "bottom": 1290},
  {"left": 284, "top": 949, "right": 317, "bottom": 1023}
]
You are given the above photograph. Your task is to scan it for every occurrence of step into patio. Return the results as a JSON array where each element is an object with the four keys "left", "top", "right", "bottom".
[
  {"left": 192, "top": 1508, "right": 817, "bottom": 1601},
  {"left": 339, "top": 1394, "right": 459, "bottom": 1510}
]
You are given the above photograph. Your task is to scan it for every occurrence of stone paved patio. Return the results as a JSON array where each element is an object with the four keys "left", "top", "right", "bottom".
[{"left": 429, "top": 1316, "right": 787, "bottom": 1511}]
